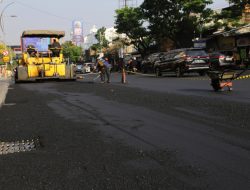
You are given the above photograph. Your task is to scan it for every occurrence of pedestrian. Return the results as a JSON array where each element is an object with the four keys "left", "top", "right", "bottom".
[
  {"left": 104, "top": 57, "right": 112, "bottom": 83},
  {"left": 132, "top": 57, "right": 138, "bottom": 72},
  {"left": 96, "top": 58, "right": 105, "bottom": 83}
]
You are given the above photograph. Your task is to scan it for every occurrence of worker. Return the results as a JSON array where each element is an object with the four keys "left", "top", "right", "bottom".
[
  {"left": 96, "top": 58, "right": 105, "bottom": 83},
  {"left": 50, "top": 39, "right": 61, "bottom": 57},
  {"left": 27, "top": 44, "right": 36, "bottom": 57}
]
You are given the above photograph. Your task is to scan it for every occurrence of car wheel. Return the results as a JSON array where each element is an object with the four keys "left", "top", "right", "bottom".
[
  {"left": 155, "top": 68, "right": 161, "bottom": 77},
  {"left": 142, "top": 67, "right": 147, "bottom": 73},
  {"left": 176, "top": 67, "right": 183, "bottom": 77}
]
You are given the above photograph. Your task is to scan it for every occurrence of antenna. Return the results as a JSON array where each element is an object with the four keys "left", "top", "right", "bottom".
[{"left": 119, "top": 0, "right": 138, "bottom": 8}]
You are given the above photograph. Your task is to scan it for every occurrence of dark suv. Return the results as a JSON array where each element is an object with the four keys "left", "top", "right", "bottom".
[
  {"left": 154, "top": 48, "right": 210, "bottom": 77},
  {"left": 141, "top": 52, "right": 165, "bottom": 73}
]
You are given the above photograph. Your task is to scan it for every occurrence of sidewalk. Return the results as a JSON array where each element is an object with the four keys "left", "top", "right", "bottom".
[{"left": 0, "top": 78, "right": 10, "bottom": 108}]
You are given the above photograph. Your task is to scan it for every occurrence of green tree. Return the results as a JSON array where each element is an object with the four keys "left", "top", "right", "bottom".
[
  {"left": 227, "top": 0, "right": 250, "bottom": 7},
  {"left": 140, "top": 0, "right": 213, "bottom": 48},
  {"left": 211, "top": 0, "right": 249, "bottom": 31},
  {"left": 90, "top": 27, "right": 109, "bottom": 56},
  {"left": 115, "top": 7, "right": 153, "bottom": 56},
  {"left": 62, "top": 41, "right": 82, "bottom": 63},
  {"left": 95, "top": 27, "right": 109, "bottom": 48}
]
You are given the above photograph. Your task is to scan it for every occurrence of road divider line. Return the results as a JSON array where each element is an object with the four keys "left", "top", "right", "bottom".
[
  {"left": 126, "top": 71, "right": 155, "bottom": 77},
  {"left": 235, "top": 74, "right": 250, "bottom": 80}
]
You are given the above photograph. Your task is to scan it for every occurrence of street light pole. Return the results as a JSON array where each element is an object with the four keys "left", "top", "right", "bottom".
[
  {"left": 0, "top": 2, "right": 15, "bottom": 79},
  {"left": 0, "top": 2, "right": 15, "bottom": 34}
]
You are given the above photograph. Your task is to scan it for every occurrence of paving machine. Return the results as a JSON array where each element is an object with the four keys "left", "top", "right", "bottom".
[{"left": 15, "top": 30, "right": 76, "bottom": 82}]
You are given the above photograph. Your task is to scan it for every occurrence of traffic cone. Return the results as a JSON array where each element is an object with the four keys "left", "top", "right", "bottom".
[{"left": 121, "top": 68, "right": 126, "bottom": 84}]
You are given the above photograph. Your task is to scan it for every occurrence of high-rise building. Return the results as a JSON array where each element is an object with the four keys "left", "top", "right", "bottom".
[{"left": 71, "top": 20, "right": 84, "bottom": 47}]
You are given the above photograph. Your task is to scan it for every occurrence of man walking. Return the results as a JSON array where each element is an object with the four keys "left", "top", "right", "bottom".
[{"left": 104, "top": 57, "right": 112, "bottom": 83}]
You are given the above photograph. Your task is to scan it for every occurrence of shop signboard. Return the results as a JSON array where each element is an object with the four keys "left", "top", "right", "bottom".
[
  {"left": 194, "top": 39, "right": 206, "bottom": 48},
  {"left": 2, "top": 50, "right": 8, "bottom": 56},
  {"left": 218, "top": 36, "right": 235, "bottom": 50},
  {"left": 237, "top": 37, "right": 250, "bottom": 47},
  {"left": 3, "top": 56, "right": 10, "bottom": 63}
]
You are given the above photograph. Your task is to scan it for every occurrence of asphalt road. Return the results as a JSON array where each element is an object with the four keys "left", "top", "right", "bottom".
[{"left": 0, "top": 72, "right": 250, "bottom": 190}]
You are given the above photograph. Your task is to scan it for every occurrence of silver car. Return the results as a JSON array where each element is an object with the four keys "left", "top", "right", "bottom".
[{"left": 209, "top": 51, "right": 235, "bottom": 69}]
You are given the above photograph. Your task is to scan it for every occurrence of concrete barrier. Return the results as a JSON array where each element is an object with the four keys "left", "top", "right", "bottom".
[{"left": 0, "top": 80, "right": 9, "bottom": 108}]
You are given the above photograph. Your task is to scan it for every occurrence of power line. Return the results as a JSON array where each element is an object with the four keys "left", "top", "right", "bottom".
[
  {"left": 15, "top": 1, "right": 72, "bottom": 21},
  {"left": 14, "top": 0, "right": 95, "bottom": 25}
]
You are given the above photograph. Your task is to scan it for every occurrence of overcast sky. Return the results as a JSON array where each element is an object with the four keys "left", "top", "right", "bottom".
[{"left": 0, "top": 0, "right": 228, "bottom": 45}]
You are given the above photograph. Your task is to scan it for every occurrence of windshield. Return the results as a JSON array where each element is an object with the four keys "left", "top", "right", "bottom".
[{"left": 22, "top": 37, "right": 51, "bottom": 52}]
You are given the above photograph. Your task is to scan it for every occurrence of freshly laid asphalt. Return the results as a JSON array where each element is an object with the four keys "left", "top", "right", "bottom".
[{"left": 0, "top": 72, "right": 250, "bottom": 190}]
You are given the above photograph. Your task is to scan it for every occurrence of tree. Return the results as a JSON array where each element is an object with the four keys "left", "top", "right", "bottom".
[
  {"left": 211, "top": 0, "right": 249, "bottom": 31},
  {"left": 115, "top": 7, "right": 153, "bottom": 56},
  {"left": 140, "top": 0, "right": 213, "bottom": 48},
  {"left": 62, "top": 41, "right": 82, "bottom": 63},
  {"left": 227, "top": 0, "right": 250, "bottom": 7},
  {"left": 95, "top": 27, "right": 109, "bottom": 49},
  {"left": 90, "top": 27, "right": 109, "bottom": 57}
]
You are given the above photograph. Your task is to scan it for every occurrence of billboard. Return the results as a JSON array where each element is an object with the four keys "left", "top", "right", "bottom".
[
  {"left": 72, "top": 20, "right": 84, "bottom": 46},
  {"left": 22, "top": 37, "right": 51, "bottom": 52}
]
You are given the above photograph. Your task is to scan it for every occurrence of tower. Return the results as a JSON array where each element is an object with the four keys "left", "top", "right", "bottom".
[{"left": 119, "top": 0, "right": 138, "bottom": 8}]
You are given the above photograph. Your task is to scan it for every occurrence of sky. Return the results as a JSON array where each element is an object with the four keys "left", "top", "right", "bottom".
[{"left": 0, "top": 0, "right": 229, "bottom": 45}]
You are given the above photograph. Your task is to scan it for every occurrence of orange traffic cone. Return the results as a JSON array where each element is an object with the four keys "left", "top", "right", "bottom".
[{"left": 121, "top": 68, "right": 126, "bottom": 84}]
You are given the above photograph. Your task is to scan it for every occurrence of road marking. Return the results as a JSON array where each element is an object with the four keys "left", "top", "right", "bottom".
[
  {"left": 0, "top": 137, "right": 40, "bottom": 155},
  {"left": 235, "top": 74, "right": 250, "bottom": 80},
  {"left": 3, "top": 103, "right": 16, "bottom": 106},
  {"left": 125, "top": 71, "right": 250, "bottom": 80}
]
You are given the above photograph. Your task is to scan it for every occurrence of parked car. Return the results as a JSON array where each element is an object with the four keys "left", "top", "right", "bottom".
[
  {"left": 209, "top": 51, "right": 235, "bottom": 69},
  {"left": 141, "top": 52, "right": 165, "bottom": 73},
  {"left": 84, "top": 62, "right": 96, "bottom": 72},
  {"left": 82, "top": 63, "right": 91, "bottom": 73},
  {"left": 75, "top": 63, "right": 84, "bottom": 74},
  {"left": 75, "top": 63, "right": 92, "bottom": 74},
  {"left": 154, "top": 48, "right": 210, "bottom": 77}
]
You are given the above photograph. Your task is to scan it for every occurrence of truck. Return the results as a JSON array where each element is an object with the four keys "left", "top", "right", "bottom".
[{"left": 15, "top": 30, "right": 76, "bottom": 82}]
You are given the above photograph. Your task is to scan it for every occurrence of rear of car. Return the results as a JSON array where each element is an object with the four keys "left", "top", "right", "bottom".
[
  {"left": 154, "top": 48, "right": 210, "bottom": 77},
  {"left": 83, "top": 63, "right": 91, "bottom": 73},
  {"left": 85, "top": 62, "right": 96, "bottom": 72},
  {"left": 209, "top": 51, "right": 235, "bottom": 69},
  {"left": 184, "top": 49, "right": 210, "bottom": 75},
  {"left": 75, "top": 63, "right": 84, "bottom": 74}
]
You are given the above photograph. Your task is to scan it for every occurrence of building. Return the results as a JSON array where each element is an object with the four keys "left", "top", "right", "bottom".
[
  {"left": 83, "top": 25, "right": 98, "bottom": 51},
  {"left": 198, "top": 4, "right": 250, "bottom": 62},
  {"left": 71, "top": 20, "right": 84, "bottom": 47},
  {"left": 104, "top": 27, "right": 119, "bottom": 44}
]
